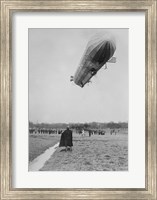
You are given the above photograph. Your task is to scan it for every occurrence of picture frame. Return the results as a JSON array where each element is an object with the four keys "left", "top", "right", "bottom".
[{"left": 0, "top": 0, "right": 156, "bottom": 199}]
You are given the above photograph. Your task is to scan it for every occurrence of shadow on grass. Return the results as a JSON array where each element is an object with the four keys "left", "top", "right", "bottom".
[{"left": 60, "top": 148, "right": 73, "bottom": 152}]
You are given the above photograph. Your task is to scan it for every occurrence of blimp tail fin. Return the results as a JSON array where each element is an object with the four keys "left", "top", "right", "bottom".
[{"left": 108, "top": 57, "right": 116, "bottom": 63}]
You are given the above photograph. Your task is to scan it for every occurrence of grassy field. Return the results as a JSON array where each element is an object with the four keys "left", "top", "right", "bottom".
[
  {"left": 29, "top": 134, "right": 60, "bottom": 162},
  {"left": 29, "top": 131, "right": 128, "bottom": 171}
]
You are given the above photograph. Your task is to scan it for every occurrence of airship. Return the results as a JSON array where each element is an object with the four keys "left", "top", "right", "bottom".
[{"left": 71, "top": 33, "right": 116, "bottom": 88}]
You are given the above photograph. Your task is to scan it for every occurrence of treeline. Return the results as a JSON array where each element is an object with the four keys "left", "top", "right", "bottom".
[{"left": 29, "top": 121, "right": 128, "bottom": 130}]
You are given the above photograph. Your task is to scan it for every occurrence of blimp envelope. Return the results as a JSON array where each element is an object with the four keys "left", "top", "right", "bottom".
[{"left": 72, "top": 33, "right": 116, "bottom": 88}]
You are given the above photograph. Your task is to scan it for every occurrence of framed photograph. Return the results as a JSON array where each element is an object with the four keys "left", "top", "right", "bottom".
[{"left": 0, "top": 0, "right": 156, "bottom": 199}]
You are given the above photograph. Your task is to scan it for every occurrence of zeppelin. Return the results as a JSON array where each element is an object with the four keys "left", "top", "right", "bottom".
[{"left": 71, "top": 33, "right": 116, "bottom": 88}]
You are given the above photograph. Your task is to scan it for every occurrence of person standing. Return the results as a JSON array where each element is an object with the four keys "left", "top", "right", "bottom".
[
  {"left": 59, "top": 126, "right": 73, "bottom": 151},
  {"left": 81, "top": 129, "right": 85, "bottom": 137},
  {"left": 88, "top": 129, "right": 92, "bottom": 137}
]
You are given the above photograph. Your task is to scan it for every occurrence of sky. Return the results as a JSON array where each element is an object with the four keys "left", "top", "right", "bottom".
[{"left": 29, "top": 28, "right": 128, "bottom": 123}]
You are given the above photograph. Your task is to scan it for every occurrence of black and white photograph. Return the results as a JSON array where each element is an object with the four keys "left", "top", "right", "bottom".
[{"left": 28, "top": 28, "right": 128, "bottom": 171}]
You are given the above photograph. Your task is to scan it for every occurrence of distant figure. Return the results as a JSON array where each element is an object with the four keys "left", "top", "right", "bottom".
[
  {"left": 81, "top": 129, "right": 85, "bottom": 137},
  {"left": 110, "top": 129, "right": 115, "bottom": 135},
  {"left": 59, "top": 126, "right": 73, "bottom": 151},
  {"left": 89, "top": 130, "right": 92, "bottom": 137},
  {"left": 79, "top": 129, "right": 82, "bottom": 135}
]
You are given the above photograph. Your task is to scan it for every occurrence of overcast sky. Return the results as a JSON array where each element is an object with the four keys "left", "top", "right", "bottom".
[{"left": 29, "top": 28, "right": 128, "bottom": 123}]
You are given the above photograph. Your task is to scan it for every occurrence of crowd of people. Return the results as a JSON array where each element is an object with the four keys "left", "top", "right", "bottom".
[
  {"left": 29, "top": 127, "right": 120, "bottom": 136},
  {"left": 29, "top": 128, "right": 63, "bottom": 135}
]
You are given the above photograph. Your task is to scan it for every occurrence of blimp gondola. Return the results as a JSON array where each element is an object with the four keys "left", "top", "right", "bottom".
[{"left": 71, "top": 33, "right": 116, "bottom": 88}]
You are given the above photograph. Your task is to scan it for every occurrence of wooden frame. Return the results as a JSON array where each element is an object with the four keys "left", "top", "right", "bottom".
[{"left": 0, "top": 0, "right": 156, "bottom": 199}]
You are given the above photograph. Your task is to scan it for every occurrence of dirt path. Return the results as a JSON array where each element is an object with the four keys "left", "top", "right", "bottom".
[{"left": 29, "top": 142, "right": 59, "bottom": 171}]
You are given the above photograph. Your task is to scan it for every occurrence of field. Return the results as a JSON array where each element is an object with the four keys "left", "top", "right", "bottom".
[
  {"left": 29, "top": 130, "right": 128, "bottom": 171},
  {"left": 29, "top": 134, "right": 60, "bottom": 162}
]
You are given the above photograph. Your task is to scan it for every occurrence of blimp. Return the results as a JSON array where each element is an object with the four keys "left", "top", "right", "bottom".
[{"left": 71, "top": 33, "right": 116, "bottom": 88}]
